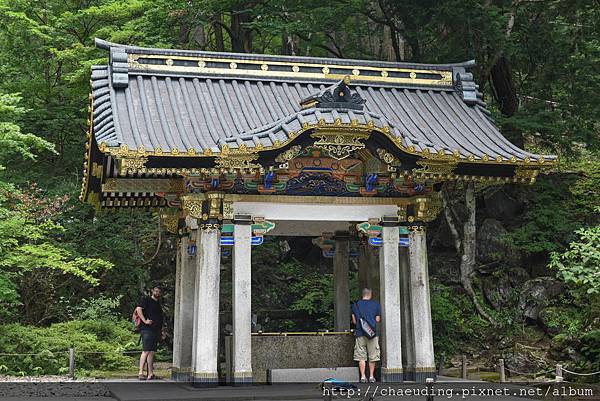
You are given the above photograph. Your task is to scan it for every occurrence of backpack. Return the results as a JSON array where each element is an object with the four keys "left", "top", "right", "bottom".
[{"left": 132, "top": 308, "right": 142, "bottom": 332}]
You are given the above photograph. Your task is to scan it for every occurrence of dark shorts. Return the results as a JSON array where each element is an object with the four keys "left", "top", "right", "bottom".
[{"left": 140, "top": 328, "right": 159, "bottom": 352}]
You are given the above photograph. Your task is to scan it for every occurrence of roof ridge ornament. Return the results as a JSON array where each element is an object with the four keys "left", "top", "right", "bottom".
[
  {"left": 301, "top": 76, "right": 366, "bottom": 110},
  {"left": 453, "top": 69, "right": 485, "bottom": 107},
  {"left": 109, "top": 46, "right": 129, "bottom": 88},
  {"left": 454, "top": 71, "right": 477, "bottom": 105}
]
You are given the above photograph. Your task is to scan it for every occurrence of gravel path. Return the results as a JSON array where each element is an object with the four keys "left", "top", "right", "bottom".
[
  {"left": 0, "top": 379, "right": 111, "bottom": 398},
  {"left": 0, "top": 376, "right": 97, "bottom": 382}
]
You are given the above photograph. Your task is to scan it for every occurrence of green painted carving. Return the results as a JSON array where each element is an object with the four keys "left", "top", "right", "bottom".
[
  {"left": 356, "top": 222, "right": 410, "bottom": 236},
  {"left": 252, "top": 220, "right": 276, "bottom": 235},
  {"left": 221, "top": 221, "right": 276, "bottom": 235},
  {"left": 356, "top": 222, "right": 382, "bottom": 237}
]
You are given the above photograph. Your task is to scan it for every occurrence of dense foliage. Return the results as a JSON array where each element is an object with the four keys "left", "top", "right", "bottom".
[
  {"left": 0, "top": 319, "right": 138, "bottom": 375},
  {"left": 0, "top": 0, "right": 597, "bottom": 377}
]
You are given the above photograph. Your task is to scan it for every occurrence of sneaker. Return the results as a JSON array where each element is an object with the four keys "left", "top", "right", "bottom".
[
  {"left": 359, "top": 377, "right": 367, "bottom": 383},
  {"left": 369, "top": 377, "right": 376, "bottom": 383}
]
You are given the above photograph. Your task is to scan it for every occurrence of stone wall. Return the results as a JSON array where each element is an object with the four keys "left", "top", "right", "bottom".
[{"left": 225, "top": 333, "right": 355, "bottom": 383}]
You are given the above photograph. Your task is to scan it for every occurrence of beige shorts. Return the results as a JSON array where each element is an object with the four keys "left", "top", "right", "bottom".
[{"left": 353, "top": 336, "right": 380, "bottom": 362}]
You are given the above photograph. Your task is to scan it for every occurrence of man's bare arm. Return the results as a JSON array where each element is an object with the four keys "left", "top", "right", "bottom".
[
  {"left": 135, "top": 306, "right": 152, "bottom": 325},
  {"left": 351, "top": 314, "right": 357, "bottom": 325}
]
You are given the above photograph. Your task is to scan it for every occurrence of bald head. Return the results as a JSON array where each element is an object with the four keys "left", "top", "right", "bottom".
[{"left": 361, "top": 288, "right": 372, "bottom": 300}]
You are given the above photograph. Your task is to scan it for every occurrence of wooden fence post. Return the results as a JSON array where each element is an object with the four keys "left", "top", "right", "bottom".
[
  {"left": 555, "top": 364, "right": 563, "bottom": 383},
  {"left": 68, "top": 348, "right": 75, "bottom": 379},
  {"left": 499, "top": 358, "right": 506, "bottom": 383},
  {"left": 461, "top": 355, "right": 467, "bottom": 380},
  {"left": 426, "top": 377, "right": 434, "bottom": 401},
  {"left": 438, "top": 354, "right": 445, "bottom": 376}
]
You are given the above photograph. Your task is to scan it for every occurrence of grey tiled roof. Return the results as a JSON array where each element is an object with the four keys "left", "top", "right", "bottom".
[{"left": 91, "top": 40, "right": 555, "bottom": 163}]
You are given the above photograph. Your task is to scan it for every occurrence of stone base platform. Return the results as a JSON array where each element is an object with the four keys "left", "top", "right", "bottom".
[{"left": 268, "top": 367, "right": 358, "bottom": 383}]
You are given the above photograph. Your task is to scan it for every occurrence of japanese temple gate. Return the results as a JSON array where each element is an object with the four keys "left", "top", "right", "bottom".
[{"left": 81, "top": 38, "right": 555, "bottom": 385}]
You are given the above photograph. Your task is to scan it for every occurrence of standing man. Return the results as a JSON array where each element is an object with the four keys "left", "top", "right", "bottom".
[
  {"left": 351, "top": 288, "right": 381, "bottom": 383},
  {"left": 136, "top": 285, "right": 164, "bottom": 380}
]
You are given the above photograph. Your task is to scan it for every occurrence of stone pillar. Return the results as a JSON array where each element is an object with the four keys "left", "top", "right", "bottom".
[
  {"left": 358, "top": 242, "right": 380, "bottom": 300},
  {"left": 172, "top": 232, "right": 197, "bottom": 381},
  {"left": 333, "top": 233, "right": 350, "bottom": 331},
  {"left": 408, "top": 227, "right": 436, "bottom": 382},
  {"left": 172, "top": 236, "right": 183, "bottom": 379},
  {"left": 232, "top": 222, "right": 253, "bottom": 385},
  {"left": 379, "top": 224, "right": 403, "bottom": 382},
  {"left": 399, "top": 247, "right": 415, "bottom": 381},
  {"left": 191, "top": 228, "right": 221, "bottom": 387}
]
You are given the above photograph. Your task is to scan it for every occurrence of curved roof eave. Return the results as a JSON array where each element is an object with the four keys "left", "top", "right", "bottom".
[
  {"left": 95, "top": 38, "right": 476, "bottom": 71},
  {"left": 89, "top": 41, "right": 557, "bottom": 167}
]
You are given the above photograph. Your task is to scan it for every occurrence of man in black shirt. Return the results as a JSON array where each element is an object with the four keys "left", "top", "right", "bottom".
[{"left": 136, "top": 285, "right": 164, "bottom": 380}]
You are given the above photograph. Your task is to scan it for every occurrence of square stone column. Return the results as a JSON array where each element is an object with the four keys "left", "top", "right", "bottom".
[
  {"left": 191, "top": 228, "right": 221, "bottom": 387},
  {"left": 379, "top": 224, "right": 403, "bottom": 382},
  {"left": 333, "top": 233, "right": 350, "bottom": 331},
  {"left": 172, "top": 231, "right": 197, "bottom": 381},
  {"left": 408, "top": 226, "right": 436, "bottom": 382},
  {"left": 232, "top": 222, "right": 253, "bottom": 385},
  {"left": 172, "top": 236, "right": 183, "bottom": 377},
  {"left": 358, "top": 242, "right": 380, "bottom": 300},
  {"left": 399, "top": 246, "right": 415, "bottom": 381}
]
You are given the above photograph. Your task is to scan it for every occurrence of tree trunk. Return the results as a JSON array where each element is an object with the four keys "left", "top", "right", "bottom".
[
  {"left": 491, "top": 56, "right": 518, "bottom": 116},
  {"left": 213, "top": 15, "right": 225, "bottom": 52},
  {"left": 282, "top": 34, "right": 297, "bottom": 56},
  {"left": 460, "top": 184, "right": 496, "bottom": 324},
  {"left": 442, "top": 182, "right": 497, "bottom": 325},
  {"left": 490, "top": 56, "right": 524, "bottom": 148},
  {"left": 192, "top": 25, "right": 207, "bottom": 49},
  {"left": 230, "top": 10, "right": 253, "bottom": 52}
]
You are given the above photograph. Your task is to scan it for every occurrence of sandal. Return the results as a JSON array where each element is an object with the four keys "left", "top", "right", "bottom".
[
  {"left": 138, "top": 374, "right": 146, "bottom": 380},
  {"left": 147, "top": 374, "right": 157, "bottom": 380}
]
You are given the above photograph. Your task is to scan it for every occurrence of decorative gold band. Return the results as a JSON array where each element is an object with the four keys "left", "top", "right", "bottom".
[
  {"left": 192, "top": 371, "right": 218, "bottom": 379},
  {"left": 382, "top": 367, "right": 404, "bottom": 374},
  {"left": 233, "top": 370, "right": 253, "bottom": 378},
  {"left": 171, "top": 367, "right": 193, "bottom": 373},
  {"left": 414, "top": 367, "right": 436, "bottom": 372}
]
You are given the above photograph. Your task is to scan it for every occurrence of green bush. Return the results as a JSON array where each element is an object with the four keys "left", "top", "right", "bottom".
[
  {"left": 540, "top": 306, "right": 585, "bottom": 338},
  {"left": 580, "top": 330, "right": 600, "bottom": 371},
  {"left": 430, "top": 281, "right": 488, "bottom": 356},
  {"left": 0, "top": 319, "right": 138, "bottom": 375},
  {"left": 71, "top": 295, "right": 123, "bottom": 321},
  {"left": 281, "top": 258, "right": 335, "bottom": 329}
]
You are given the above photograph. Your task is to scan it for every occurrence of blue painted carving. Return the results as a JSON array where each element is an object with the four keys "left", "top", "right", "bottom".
[
  {"left": 285, "top": 173, "right": 354, "bottom": 196},
  {"left": 264, "top": 171, "right": 275, "bottom": 189},
  {"left": 365, "top": 173, "right": 378, "bottom": 192}
]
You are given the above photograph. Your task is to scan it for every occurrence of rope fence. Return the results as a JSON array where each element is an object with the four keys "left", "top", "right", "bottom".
[
  {"left": 0, "top": 350, "right": 139, "bottom": 356},
  {"left": 445, "top": 354, "right": 600, "bottom": 384},
  {"left": 2, "top": 348, "right": 600, "bottom": 381},
  {"left": 0, "top": 352, "right": 65, "bottom": 356},
  {"left": 503, "top": 366, "right": 555, "bottom": 377},
  {"left": 0, "top": 348, "right": 145, "bottom": 378},
  {"left": 562, "top": 367, "right": 600, "bottom": 376}
]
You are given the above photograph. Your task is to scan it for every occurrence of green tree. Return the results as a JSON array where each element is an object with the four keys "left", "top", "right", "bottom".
[
  {"left": 0, "top": 93, "right": 53, "bottom": 170},
  {"left": 550, "top": 223, "right": 600, "bottom": 295},
  {"left": 0, "top": 93, "right": 112, "bottom": 324}
]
